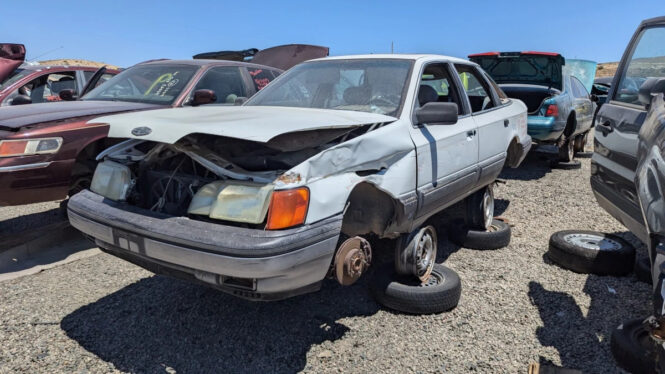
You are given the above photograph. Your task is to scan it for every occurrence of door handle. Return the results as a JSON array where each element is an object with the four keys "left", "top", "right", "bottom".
[
  {"left": 504, "top": 120, "right": 509, "bottom": 127},
  {"left": 467, "top": 130, "right": 477, "bottom": 137},
  {"left": 596, "top": 121, "right": 614, "bottom": 136}
]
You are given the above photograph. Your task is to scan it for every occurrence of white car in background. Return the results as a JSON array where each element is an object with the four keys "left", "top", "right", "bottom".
[{"left": 67, "top": 55, "right": 530, "bottom": 314}]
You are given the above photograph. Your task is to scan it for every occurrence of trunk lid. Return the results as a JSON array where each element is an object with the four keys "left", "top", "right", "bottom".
[
  {"left": 0, "top": 43, "right": 26, "bottom": 82},
  {"left": 193, "top": 44, "right": 329, "bottom": 71},
  {"left": 469, "top": 51, "right": 565, "bottom": 91}
]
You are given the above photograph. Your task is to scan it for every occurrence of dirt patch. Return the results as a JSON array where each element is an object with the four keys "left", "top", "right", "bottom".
[
  {"left": 596, "top": 62, "right": 618, "bottom": 78},
  {"left": 38, "top": 59, "right": 120, "bottom": 70}
]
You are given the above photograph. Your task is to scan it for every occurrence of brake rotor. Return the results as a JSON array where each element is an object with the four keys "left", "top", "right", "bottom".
[{"left": 334, "top": 237, "right": 372, "bottom": 286}]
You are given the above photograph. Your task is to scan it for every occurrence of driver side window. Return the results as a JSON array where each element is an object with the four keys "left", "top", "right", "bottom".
[
  {"left": 417, "top": 63, "right": 463, "bottom": 114},
  {"left": 2, "top": 71, "right": 77, "bottom": 106},
  {"left": 615, "top": 26, "right": 665, "bottom": 105}
]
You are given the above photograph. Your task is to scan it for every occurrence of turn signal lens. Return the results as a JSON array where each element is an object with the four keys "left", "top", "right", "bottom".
[
  {"left": 266, "top": 187, "right": 309, "bottom": 230},
  {"left": 0, "top": 138, "right": 63, "bottom": 157},
  {"left": 0, "top": 140, "right": 28, "bottom": 157},
  {"left": 545, "top": 104, "right": 559, "bottom": 117}
]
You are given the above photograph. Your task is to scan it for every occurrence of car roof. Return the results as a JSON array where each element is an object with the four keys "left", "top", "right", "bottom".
[
  {"left": 309, "top": 54, "right": 471, "bottom": 64},
  {"left": 137, "top": 59, "right": 284, "bottom": 71},
  {"left": 20, "top": 64, "right": 105, "bottom": 71}
]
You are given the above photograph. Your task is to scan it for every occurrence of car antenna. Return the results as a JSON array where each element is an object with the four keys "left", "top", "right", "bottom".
[{"left": 27, "top": 46, "right": 64, "bottom": 62}]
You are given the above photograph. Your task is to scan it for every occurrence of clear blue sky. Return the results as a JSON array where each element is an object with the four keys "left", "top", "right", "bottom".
[{"left": 1, "top": 1, "right": 661, "bottom": 67}]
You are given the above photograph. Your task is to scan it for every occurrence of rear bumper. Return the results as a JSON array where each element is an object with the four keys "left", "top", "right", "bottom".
[
  {"left": 513, "top": 135, "right": 532, "bottom": 167},
  {"left": 527, "top": 116, "right": 565, "bottom": 142},
  {"left": 68, "top": 190, "right": 342, "bottom": 300}
]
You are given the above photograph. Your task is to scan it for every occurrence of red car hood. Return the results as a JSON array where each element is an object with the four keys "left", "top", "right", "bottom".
[{"left": 0, "top": 100, "right": 163, "bottom": 130}]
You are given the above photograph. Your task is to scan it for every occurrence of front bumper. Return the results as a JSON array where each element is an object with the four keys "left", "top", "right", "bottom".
[{"left": 68, "top": 190, "right": 342, "bottom": 300}]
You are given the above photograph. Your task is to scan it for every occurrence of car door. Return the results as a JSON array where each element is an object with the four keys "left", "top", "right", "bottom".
[
  {"left": 570, "top": 76, "right": 594, "bottom": 133},
  {"left": 410, "top": 62, "right": 479, "bottom": 218},
  {"left": 455, "top": 64, "right": 507, "bottom": 187},
  {"left": 592, "top": 24, "right": 665, "bottom": 242}
]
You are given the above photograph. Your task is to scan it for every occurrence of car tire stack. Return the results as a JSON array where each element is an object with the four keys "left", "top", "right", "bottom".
[{"left": 547, "top": 230, "right": 636, "bottom": 275}]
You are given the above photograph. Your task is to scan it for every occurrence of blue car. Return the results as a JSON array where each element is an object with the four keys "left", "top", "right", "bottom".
[{"left": 469, "top": 52, "right": 597, "bottom": 162}]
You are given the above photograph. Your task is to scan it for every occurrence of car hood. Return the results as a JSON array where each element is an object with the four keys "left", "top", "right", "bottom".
[
  {"left": 0, "top": 100, "right": 163, "bottom": 130},
  {"left": 563, "top": 59, "right": 597, "bottom": 93},
  {"left": 94, "top": 106, "right": 398, "bottom": 145}
]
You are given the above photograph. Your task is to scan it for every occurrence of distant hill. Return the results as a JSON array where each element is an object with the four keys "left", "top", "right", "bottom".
[
  {"left": 596, "top": 62, "right": 618, "bottom": 78},
  {"left": 38, "top": 59, "right": 120, "bottom": 70}
]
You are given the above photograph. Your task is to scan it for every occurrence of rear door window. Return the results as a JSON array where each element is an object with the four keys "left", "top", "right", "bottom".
[
  {"left": 571, "top": 77, "right": 589, "bottom": 98},
  {"left": 455, "top": 64, "right": 495, "bottom": 113},
  {"left": 2, "top": 71, "right": 77, "bottom": 105},
  {"left": 614, "top": 26, "right": 665, "bottom": 105}
]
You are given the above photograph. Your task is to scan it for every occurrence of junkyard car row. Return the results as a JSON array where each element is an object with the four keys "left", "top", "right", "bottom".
[{"left": 2, "top": 15, "right": 665, "bottom": 372}]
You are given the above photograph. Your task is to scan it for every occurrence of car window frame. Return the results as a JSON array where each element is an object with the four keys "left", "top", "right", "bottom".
[
  {"left": 410, "top": 61, "right": 470, "bottom": 126},
  {"left": 454, "top": 63, "right": 501, "bottom": 115},
  {"left": 610, "top": 24, "right": 665, "bottom": 110},
  {"left": 570, "top": 76, "right": 589, "bottom": 99}
]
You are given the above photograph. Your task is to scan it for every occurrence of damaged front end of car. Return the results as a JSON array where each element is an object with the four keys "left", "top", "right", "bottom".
[{"left": 68, "top": 108, "right": 419, "bottom": 300}]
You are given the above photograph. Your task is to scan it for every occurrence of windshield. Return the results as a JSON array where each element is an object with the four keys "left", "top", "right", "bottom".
[
  {"left": 0, "top": 68, "right": 28, "bottom": 91},
  {"left": 82, "top": 64, "right": 199, "bottom": 105},
  {"left": 246, "top": 59, "right": 413, "bottom": 116}
]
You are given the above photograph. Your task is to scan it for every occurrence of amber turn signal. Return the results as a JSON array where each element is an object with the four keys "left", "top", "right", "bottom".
[
  {"left": 266, "top": 187, "right": 309, "bottom": 230},
  {"left": 0, "top": 140, "right": 28, "bottom": 157}
]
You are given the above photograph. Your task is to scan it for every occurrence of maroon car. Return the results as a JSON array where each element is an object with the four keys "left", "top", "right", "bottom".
[
  {"left": 0, "top": 43, "right": 120, "bottom": 106},
  {"left": 0, "top": 45, "right": 329, "bottom": 206}
]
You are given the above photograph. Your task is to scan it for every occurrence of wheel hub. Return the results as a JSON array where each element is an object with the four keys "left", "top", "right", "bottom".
[{"left": 334, "top": 237, "right": 372, "bottom": 286}]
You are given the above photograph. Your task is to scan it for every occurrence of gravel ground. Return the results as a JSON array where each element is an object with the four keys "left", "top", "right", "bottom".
[
  {"left": 0, "top": 132, "right": 653, "bottom": 373},
  {"left": 0, "top": 200, "right": 64, "bottom": 237}
]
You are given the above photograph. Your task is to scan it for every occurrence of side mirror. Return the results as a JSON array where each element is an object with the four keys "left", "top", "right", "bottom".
[
  {"left": 589, "top": 94, "right": 599, "bottom": 103},
  {"left": 415, "top": 102, "right": 458, "bottom": 125},
  {"left": 234, "top": 96, "right": 248, "bottom": 106},
  {"left": 59, "top": 88, "right": 76, "bottom": 101},
  {"left": 638, "top": 78, "right": 665, "bottom": 106},
  {"left": 10, "top": 95, "right": 32, "bottom": 105},
  {"left": 191, "top": 89, "right": 217, "bottom": 106}
]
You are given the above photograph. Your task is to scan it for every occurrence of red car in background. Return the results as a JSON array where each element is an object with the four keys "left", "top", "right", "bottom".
[
  {"left": 0, "top": 44, "right": 329, "bottom": 206},
  {"left": 0, "top": 43, "right": 120, "bottom": 106}
]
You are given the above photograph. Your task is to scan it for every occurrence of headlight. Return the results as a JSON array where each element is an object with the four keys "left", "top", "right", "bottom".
[
  {"left": 0, "top": 137, "right": 63, "bottom": 157},
  {"left": 90, "top": 161, "right": 132, "bottom": 201}
]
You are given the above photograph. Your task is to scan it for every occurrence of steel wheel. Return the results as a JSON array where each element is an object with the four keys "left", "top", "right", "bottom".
[
  {"left": 395, "top": 225, "right": 438, "bottom": 283},
  {"left": 482, "top": 186, "right": 495, "bottom": 230},
  {"left": 561, "top": 232, "right": 623, "bottom": 251}
]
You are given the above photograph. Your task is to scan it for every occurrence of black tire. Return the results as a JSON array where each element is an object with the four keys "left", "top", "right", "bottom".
[
  {"left": 558, "top": 137, "right": 575, "bottom": 162},
  {"left": 547, "top": 230, "right": 635, "bottom": 275},
  {"left": 611, "top": 318, "right": 658, "bottom": 374},
  {"left": 635, "top": 256, "right": 652, "bottom": 284},
  {"left": 550, "top": 159, "right": 582, "bottom": 170},
  {"left": 370, "top": 263, "right": 461, "bottom": 314},
  {"left": 449, "top": 219, "right": 511, "bottom": 250}
]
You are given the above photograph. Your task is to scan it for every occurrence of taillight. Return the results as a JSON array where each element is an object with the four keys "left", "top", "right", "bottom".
[
  {"left": 266, "top": 187, "right": 309, "bottom": 230},
  {"left": 545, "top": 104, "right": 559, "bottom": 117}
]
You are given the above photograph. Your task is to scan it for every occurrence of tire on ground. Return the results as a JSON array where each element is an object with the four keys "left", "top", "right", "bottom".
[
  {"left": 547, "top": 230, "right": 635, "bottom": 275},
  {"left": 449, "top": 219, "right": 511, "bottom": 250},
  {"left": 370, "top": 263, "right": 461, "bottom": 314},
  {"left": 611, "top": 318, "right": 658, "bottom": 374}
]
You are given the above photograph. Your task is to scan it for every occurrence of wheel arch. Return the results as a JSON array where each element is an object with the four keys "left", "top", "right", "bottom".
[{"left": 341, "top": 182, "right": 410, "bottom": 238}]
